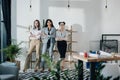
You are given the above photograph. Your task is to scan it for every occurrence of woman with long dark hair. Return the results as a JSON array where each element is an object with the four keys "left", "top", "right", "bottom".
[
  {"left": 56, "top": 21, "right": 67, "bottom": 71},
  {"left": 23, "top": 20, "right": 41, "bottom": 72},
  {"left": 41, "top": 19, "right": 56, "bottom": 72}
]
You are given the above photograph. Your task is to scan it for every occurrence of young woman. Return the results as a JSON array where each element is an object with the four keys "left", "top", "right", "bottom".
[
  {"left": 41, "top": 19, "right": 56, "bottom": 72},
  {"left": 56, "top": 21, "right": 67, "bottom": 71},
  {"left": 23, "top": 20, "right": 41, "bottom": 72}
]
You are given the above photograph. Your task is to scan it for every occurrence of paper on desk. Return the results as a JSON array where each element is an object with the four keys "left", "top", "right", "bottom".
[
  {"left": 89, "top": 51, "right": 112, "bottom": 58},
  {"left": 89, "top": 53, "right": 99, "bottom": 58},
  {"left": 79, "top": 51, "right": 112, "bottom": 58},
  {"left": 115, "top": 54, "right": 120, "bottom": 57},
  {"left": 99, "top": 51, "right": 112, "bottom": 57},
  {"left": 79, "top": 52, "right": 84, "bottom": 56},
  {"left": 79, "top": 52, "right": 99, "bottom": 58}
]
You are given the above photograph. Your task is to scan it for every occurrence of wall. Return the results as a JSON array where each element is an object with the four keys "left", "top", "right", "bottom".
[
  {"left": 11, "top": 0, "right": 120, "bottom": 71},
  {"left": 16, "top": 0, "right": 40, "bottom": 42},
  {"left": 12, "top": 0, "right": 120, "bottom": 52},
  {"left": 101, "top": 0, "right": 120, "bottom": 52},
  {"left": 101, "top": 0, "right": 120, "bottom": 34},
  {"left": 12, "top": 0, "right": 103, "bottom": 53},
  {"left": 11, "top": 0, "right": 17, "bottom": 40},
  {"left": 11, "top": 0, "right": 41, "bottom": 42},
  {"left": 11, "top": 0, "right": 41, "bottom": 71},
  {"left": 40, "top": 0, "right": 102, "bottom": 52}
]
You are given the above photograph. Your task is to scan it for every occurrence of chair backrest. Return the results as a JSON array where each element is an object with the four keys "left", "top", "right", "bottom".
[
  {"left": 0, "top": 63, "right": 19, "bottom": 80},
  {"left": 100, "top": 40, "right": 118, "bottom": 53}
]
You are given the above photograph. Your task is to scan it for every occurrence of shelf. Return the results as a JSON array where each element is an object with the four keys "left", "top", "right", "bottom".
[
  {"left": 53, "top": 50, "right": 77, "bottom": 53},
  {"left": 66, "top": 29, "right": 77, "bottom": 33},
  {"left": 64, "top": 60, "right": 77, "bottom": 63},
  {"left": 28, "top": 26, "right": 77, "bottom": 69},
  {"left": 30, "top": 61, "right": 37, "bottom": 62},
  {"left": 67, "top": 41, "right": 77, "bottom": 43},
  {"left": 56, "top": 29, "right": 77, "bottom": 32},
  {"left": 30, "top": 59, "right": 77, "bottom": 63}
]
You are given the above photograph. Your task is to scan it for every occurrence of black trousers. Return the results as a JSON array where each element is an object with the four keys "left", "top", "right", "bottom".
[{"left": 57, "top": 41, "right": 67, "bottom": 58}]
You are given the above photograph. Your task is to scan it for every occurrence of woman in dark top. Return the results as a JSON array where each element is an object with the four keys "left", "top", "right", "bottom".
[
  {"left": 41, "top": 19, "right": 56, "bottom": 72},
  {"left": 56, "top": 21, "right": 67, "bottom": 70}
]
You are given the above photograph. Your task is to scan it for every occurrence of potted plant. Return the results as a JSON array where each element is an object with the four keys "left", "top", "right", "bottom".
[
  {"left": 2, "top": 40, "right": 22, "bottom": 62},
  {"left": 30, "top": 54, "right": 76, "bottom": 80}
]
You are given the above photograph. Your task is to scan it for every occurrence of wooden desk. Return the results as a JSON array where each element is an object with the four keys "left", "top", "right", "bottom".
[{"left": 72, "top": 53, "right": 120, "bottom": 80}]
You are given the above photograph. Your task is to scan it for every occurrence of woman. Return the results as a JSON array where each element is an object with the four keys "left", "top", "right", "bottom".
[
  {"left": 41, "top": 19, "right": 56, "bottom": 72},
  {"left": 56, "top": 21, "right": 67, "bottom": 71},
  {"left": 23, "top": 20, "right": 41, "bottom": 72}
]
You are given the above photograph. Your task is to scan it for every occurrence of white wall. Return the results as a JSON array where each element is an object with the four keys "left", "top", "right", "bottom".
[
  {"left": 12, "top": 0, "right": 103, "bottom": 52},
  {"left": 12, "top": 0, "right": 41, "bottom": 43},
  {"left": 11, "top": 0, "right": 41, "bottom": 71},
  {"left": 45, "top": 0, "right": 120, "bottom": 52},
  {"left": 11, "top": 0, "right": 120, "bottom": 54},
  {"left": 40, "top": 0, "right": 102, "bottom": 52},
  {"left": 101, "top": 0, "right": 120, "bottom": 52},
  {"left": 11, "top": 0, "right": 120, "bottom": 71},
  {"left": 101, "top": 0, "right": 120, "bottom": 34},
  {"left": 11, "top": 0, "right": 103, "bottom": 71},
  {"left": 11, "top": 0, "right": 17, "bottom": 40},
  {"left": 16, "top": 0, "right": 40, "bottom": 42}
]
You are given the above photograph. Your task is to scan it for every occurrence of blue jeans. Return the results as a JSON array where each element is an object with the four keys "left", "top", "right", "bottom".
[{"left": 41, "top": 42, "right": 55, "bottom": 68}]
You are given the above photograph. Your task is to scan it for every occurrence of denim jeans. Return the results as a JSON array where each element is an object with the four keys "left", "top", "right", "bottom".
[{"left": 41, "top": 41, "right": 55, "bottom": 68}]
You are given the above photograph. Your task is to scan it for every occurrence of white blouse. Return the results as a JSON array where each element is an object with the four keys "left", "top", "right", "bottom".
[
  {"left": 56, "top": 30, "right": 67, "bottom": 41},
  {"left": 29, "top": 28, "right": 41, "bottom": 40}
]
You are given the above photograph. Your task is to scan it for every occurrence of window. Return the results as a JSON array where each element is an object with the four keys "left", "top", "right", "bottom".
[
  {"left": 0, "top": 0, "right": 9, "bottom": 62},
  {"left": 0, "top": 0, "right": 2, "bottom": 63}
]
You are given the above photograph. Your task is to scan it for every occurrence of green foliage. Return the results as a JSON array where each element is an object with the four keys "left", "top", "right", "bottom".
[
  {"left": 41, "top": 54, "right": 57, "bottom": 71},
  {"left": 95, "top": 62, "right": 112, "bottom": 80},
  {"left": 39, "top": 54, "right": 81, "bottom": 80},
  {"left": 1, "top": 40, "right": 23, "bottom": 62},
  {"left": 30, "top": 54, "right": 75, "bottom": 80},
  {"left": 41, "top": 54, "right": 61, "bottom": 80},
  {"left": 30, "top": 54, "right": 120, "bottom": 80}
]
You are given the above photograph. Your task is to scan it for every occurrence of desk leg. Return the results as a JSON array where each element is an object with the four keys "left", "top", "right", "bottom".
[
  {"left": 78, "top": 60, "right": 83, "bottom": 80},
  {"left": 90, "top": 62, "right": 96, "bottom": 80}
]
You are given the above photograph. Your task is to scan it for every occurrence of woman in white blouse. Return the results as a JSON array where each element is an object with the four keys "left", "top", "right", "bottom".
[
  {"left": 56, "top": 21, "right": 67, "bottom": 70},
  {"left": 23, "top": 20, "right": 41, "bottom": 72}
]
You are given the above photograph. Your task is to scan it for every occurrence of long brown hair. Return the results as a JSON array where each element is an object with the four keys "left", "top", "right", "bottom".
[{"left": 33, "top": 20, "right": 40, "bottom": 30}]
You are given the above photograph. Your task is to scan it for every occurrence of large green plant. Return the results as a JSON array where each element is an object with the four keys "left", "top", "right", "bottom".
[
  {"left": 30, "top": 54, "right": 120, "bottom": 80},
  {"left": 30, "top": 54, "right": 75, "bottom": 80},
  {"left": 2, "top": 40, "right": 22, "bottom": 62},
  {"left": 41, "top": 54, "right": 61, "bottom": 80}
]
